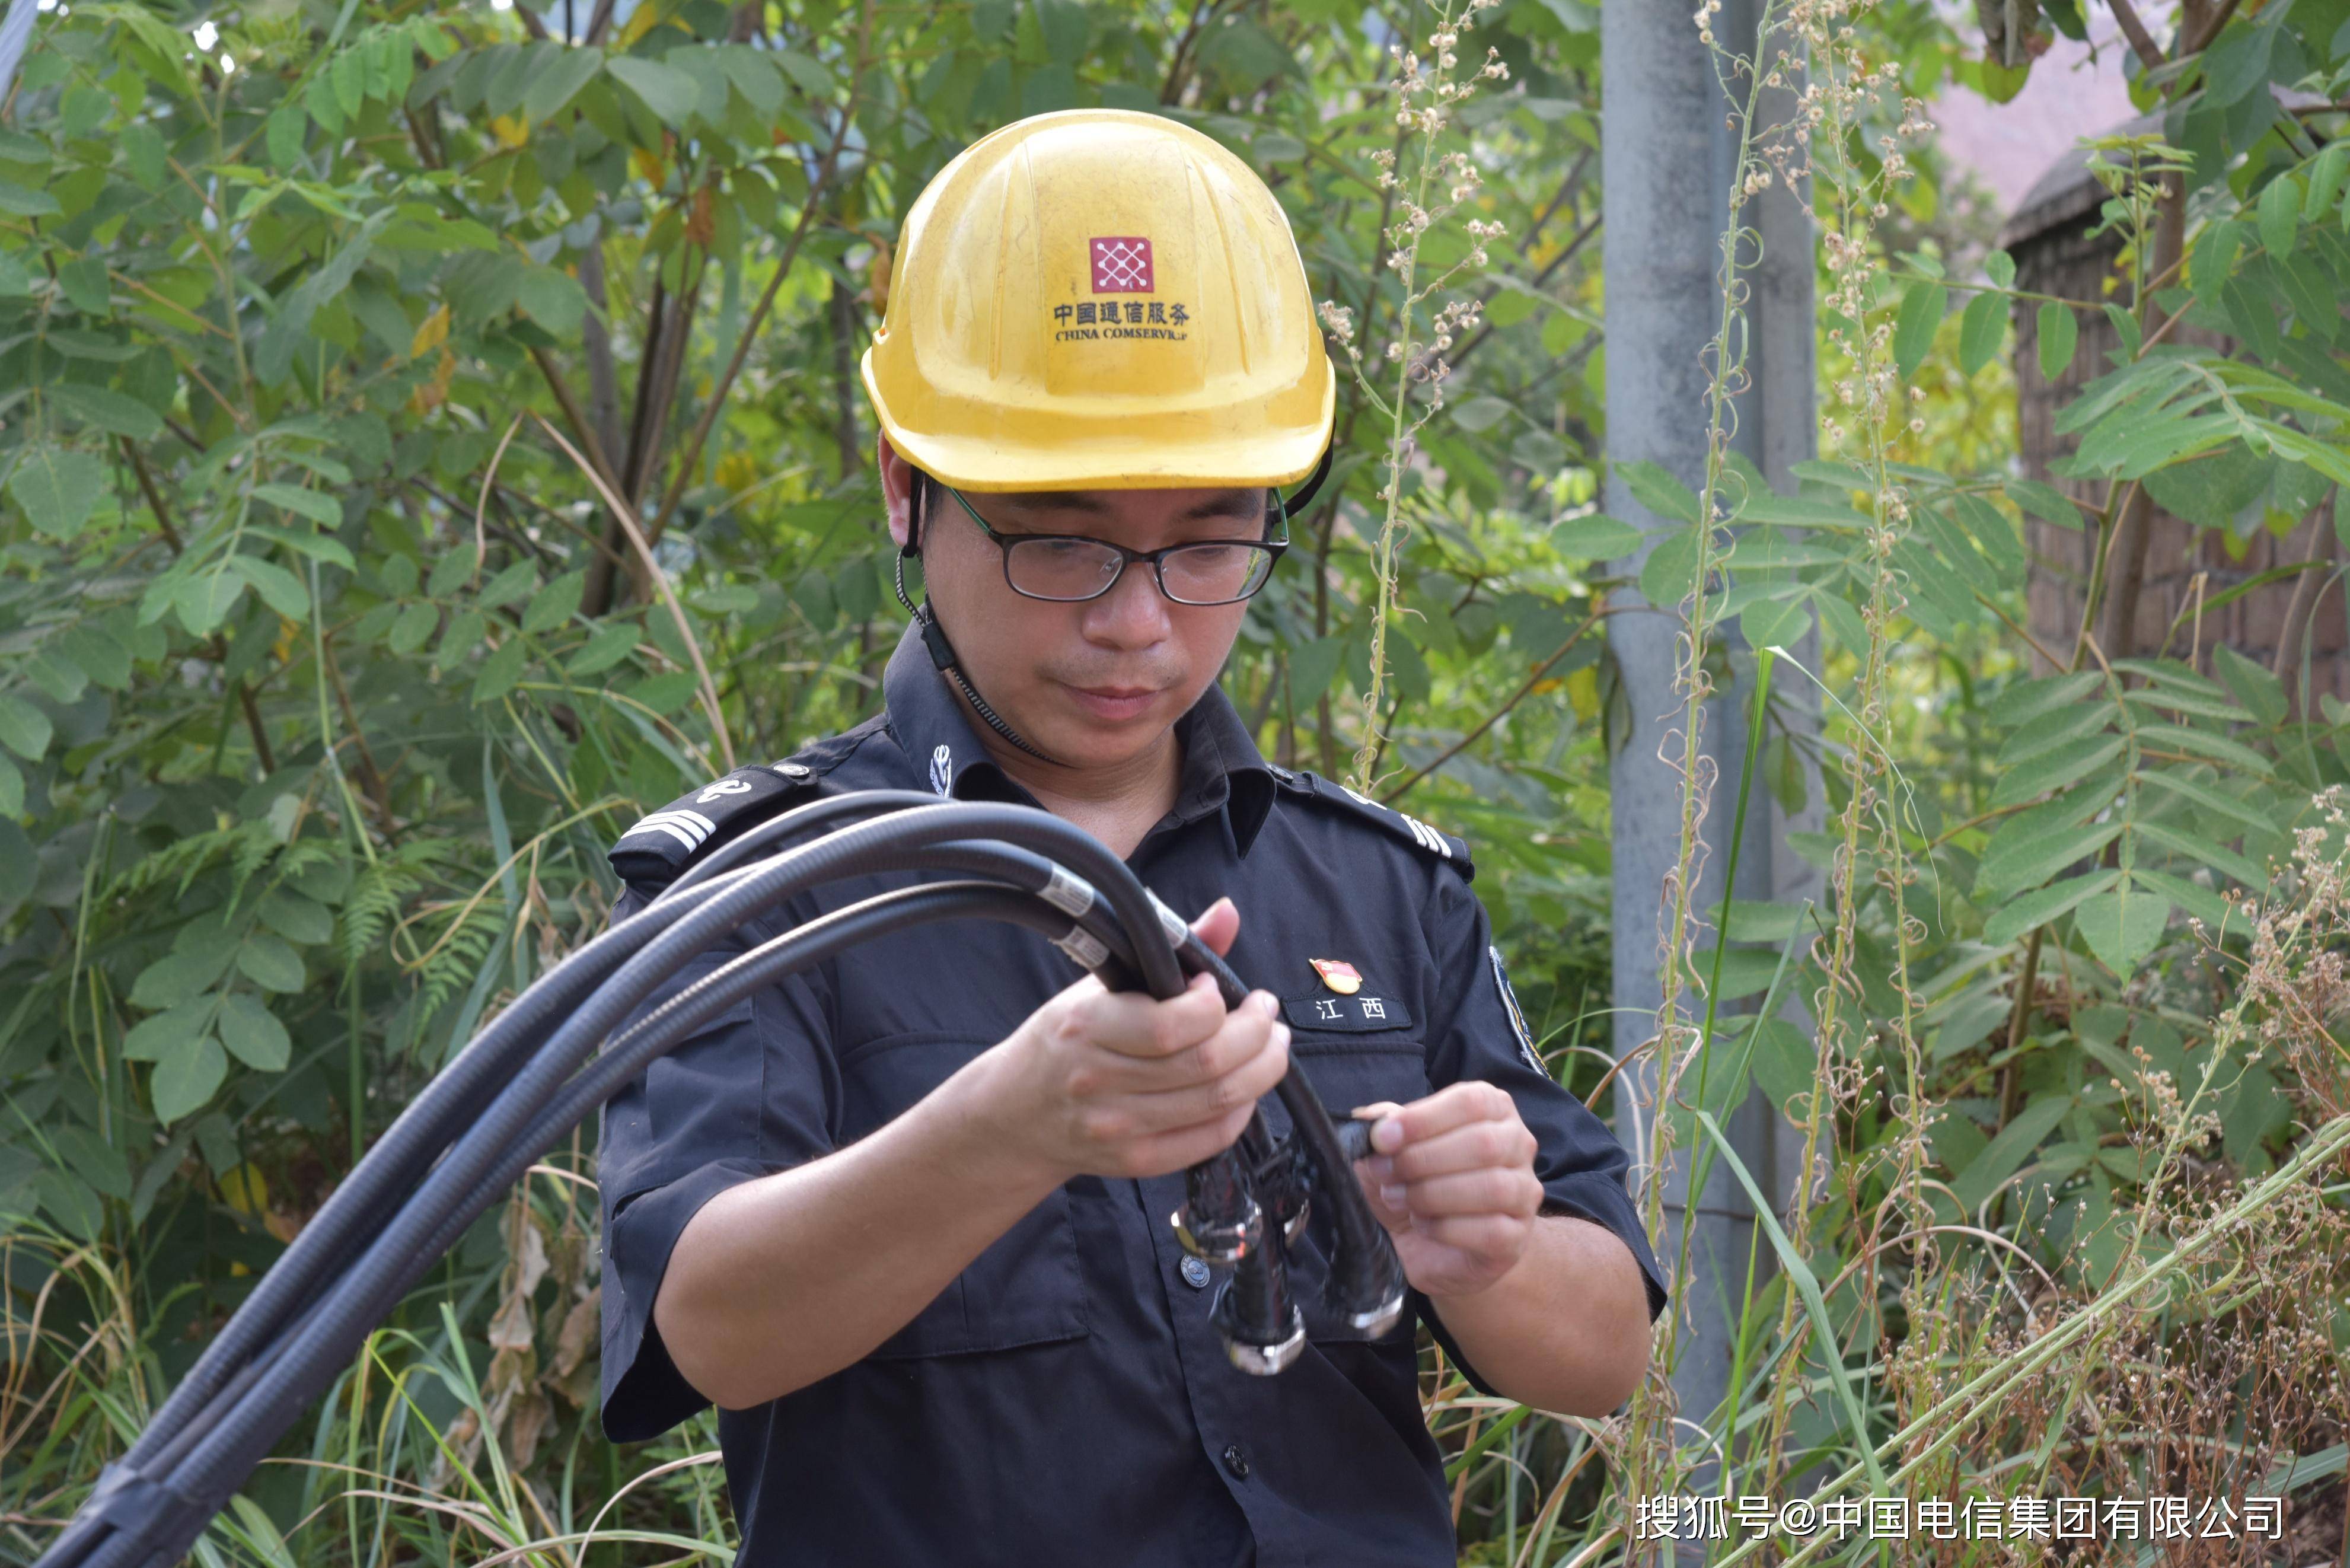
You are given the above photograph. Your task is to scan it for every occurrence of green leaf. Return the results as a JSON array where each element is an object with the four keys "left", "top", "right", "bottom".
[
  {"left": 1619, "top": 460, "right": 1699, "bottom": 524},
  {"left": 0, "top": 180, "right": 61, "bottom": 216},
  {"left": 567, "top": 622, "right": 641, "bottom": 675},
  {"left": 8, "top": 446, "right": 108, "bottom": 540},
  {"left": 388, "top": 602, "right": 438, "bottom": 655},
  {"left": 473, "top": 638, "right": 527, "bottom": 705},
  {"left": 477, "top": 560, "right": 540, "bottom": 611},
  {"left": 1989, "top": 670, "right": 2103, "bottom": 729},
  {"left": 629, "top": 670, "right": 699, "bottom": 714},
  {"left": 2133, "top": 818, "right": 2270, "bottom": 890},
  {"left": 2075, "top": 882, "right": 2171, "bottom": 974},
  {"left": 0, "top": 815, "right": 28, "bottom": 905},
  {"left": 1282, "top": 635, "right": 1343, "bottom": 708},
  {"left": 2201, "top": 19, "right": 2275, "bottom": 107},
  {"left": 217, "top": 994, "right": 292, "bottom": 1072},
  {"left": 607, "top": 57, "right": 699, "bottom": 125},
  {"left": 1957, "top": 289, "right": 2005, "bottom": 377},
  {"left": 2005, "top": 477, "right": 2082, "bottom": 528},
  {"left": 2134, "top": 722, "right": 2274, "bottom": 776},
  {"left": 1989, "top": 732, "right": 2126, "bottom": 810},
  {"left": 1893, "top": 278, "right": 1948, "bottom": 380},
  {"left": 123, "top": 997, "right": 215, "bottom": 1062},
  {"left": 58, "top": 624, "right": 131, "bottom": 691},
  {"left": 254, "top": 483, "right": 342, "bottom": 527},
  {"left": 2190, "top": 219, "right": 2243, "bottom": 308},
  {"left": 131, "top": 932, "right": 240, "bottom": 1010},
  {"left": 2311, "top": 144, "right": 2350, "bottom": 219},
  {"left": 426, "top": 544, "right": 480, "bottom": 600},
  {"left": 2212, "top": 643, "right": 2287, "bottom": 725},
  {"left": 27, "top": 648, "right": 88, "bottom": 705},
  {"left": 50, "top": 384, "right": 163, "bottom": 442},
  {"left": 2259, "top": 171, "right": 2301, "bottom": 260},
  {"left": 237, "top": 934, "right": 307, "bottom": 993},
  {"left": 1982, "top": 869, "right": 2122, "bottom": 946},
  {"left": 524, "top": 571, "right": 587, "bottom": 635},
  {"left": 1994, "top": 695, "right": 2113, "bottom": 767},
  {"left": 1549, "top": 512, "right": 1641, "bottom": 560},
  {"left": 2132, "top": 866, "right": 2230, "bottom": 931},
  {"left": 2036, "top": 302, "right": 2078, "bottom": 379},
  {"left": 516, "top": 266, "right": 587, "bottom": 336},
  {"left": 2138, "top": 766, "right": 2272, "bottom": 833},
  {"left": 1639, "top": 528, "right": 1702, "bottom": 606},
  {"left": 524, "top": 44, "right": 604, "bottom": 120},
  {"left": 250, "top": 524, "right": 355, "bottom": 569},
  {"left": 150, "top": 1035, "right": 228, "bottom": 1126},
  {"left": 772, "top": 47, "right": 835, "bottom": 97},
  {"left": 1979, "top": 821, "right": 2122, "bottom": 898},
  {"left": 228, "top": 556, "right": 312, "bottom": 620},
  {"left": 1950, "top": 1093, "right": 2073, "bottom": 1214},
  {"left": 1450, "top": 394, "right": 1513, "bottom": 433},
  {"left": 1985, "top": 249, "right": 2016, "bottom": 289},
  {"left": 0, "top": 695, "right": 52, "bottom": 762},
  {"left": 259, "top": 888, "right": 334, "bottom": 944}
]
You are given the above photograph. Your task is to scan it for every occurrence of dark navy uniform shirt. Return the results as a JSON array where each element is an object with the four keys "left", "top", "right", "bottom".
[{"left": 597, "top": 623, "right": 1665, "bottom": 1567}]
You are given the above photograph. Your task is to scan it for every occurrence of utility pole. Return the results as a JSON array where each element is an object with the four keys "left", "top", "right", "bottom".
[{"left": 1601, "top": 0, "right": 1821, "bottom": 1473}]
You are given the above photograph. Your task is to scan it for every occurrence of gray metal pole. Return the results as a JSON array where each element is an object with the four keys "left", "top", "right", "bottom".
[{"left": 1602, "top": 0, "right": 1819, "bottom": 1472}]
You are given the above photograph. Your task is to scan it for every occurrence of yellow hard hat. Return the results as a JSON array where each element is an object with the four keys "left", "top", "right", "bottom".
[{"left": 860, "top": 109, "right": 1335, "bottom": 495}]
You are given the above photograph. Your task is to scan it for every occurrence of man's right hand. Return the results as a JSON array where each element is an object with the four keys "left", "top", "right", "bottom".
[{"left": 968, "top": 897, "right": 1290, "bottom": 1183}]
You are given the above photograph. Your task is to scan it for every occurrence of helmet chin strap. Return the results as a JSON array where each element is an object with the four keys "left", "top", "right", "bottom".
[{"left": 895, "top": 478, "right": 1067, "bottom": 769}]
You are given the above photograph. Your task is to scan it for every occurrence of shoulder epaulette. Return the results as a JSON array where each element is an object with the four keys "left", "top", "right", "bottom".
[
  {"left": 608, "top": 757, "right": 826, "bottom": 889},
  {"left": 1272, "top": 767, "right": 1473, "bottom": 878}
]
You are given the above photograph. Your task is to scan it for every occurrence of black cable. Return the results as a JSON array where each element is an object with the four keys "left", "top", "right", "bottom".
[
  {"left": 118, "top": 806, "right": 1188, "bottom": 1556},
  {"left": 44, "top": 805, "right": 1398, "bottom": 1568},
  {"left": 131, "top": 885, "right": 1085, "bottom": 1500}
]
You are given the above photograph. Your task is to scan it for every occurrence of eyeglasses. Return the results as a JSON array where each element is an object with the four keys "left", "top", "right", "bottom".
[{"left": 937, "top": 483, "right": 1289, "bottom": 605}]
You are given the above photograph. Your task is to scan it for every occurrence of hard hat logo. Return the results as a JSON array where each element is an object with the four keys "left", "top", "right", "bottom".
[{"left": 1089, "top": 236, "right": 1155, "bottom": 294}]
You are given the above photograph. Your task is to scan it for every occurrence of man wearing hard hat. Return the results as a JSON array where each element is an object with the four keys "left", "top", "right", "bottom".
[{"left": 595, "top": 110, "right": 1662, "bottom": 1566}]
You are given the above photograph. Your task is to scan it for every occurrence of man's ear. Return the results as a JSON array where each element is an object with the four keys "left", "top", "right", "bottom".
[{"left": 878, "top": 432, "right": 916, "bottom": 552}]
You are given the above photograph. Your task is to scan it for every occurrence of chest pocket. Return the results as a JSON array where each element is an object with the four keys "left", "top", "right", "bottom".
[
  {"left": 837, "top": 1032, "right": 1090, "bottom": 1359},
  {"left": 1281, "top": 1035, "right": 1431, "bottom": 1346}
]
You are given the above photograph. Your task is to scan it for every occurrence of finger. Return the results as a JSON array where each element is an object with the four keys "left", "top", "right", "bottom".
[
  {"left": 1127, "top": 1099, "right": 1262, "bottom": 1177},
  {"left": 1082, "top": 992, "right": 1280, "bottom": 1090},
  {"left": 1385, "top": 1117, "right": 1540, "bottom": 1183},
  {"left": 1126, "top": 1021, "right": 1290, "bottom": 1127},
  {"left": 1412, "top": 1213, "right": 1529, "bottom": 1255},
  {"left": 1392, "top": 1167, "right": 1544, "bottom": 1219},
  {"left": 1190, "top": 897, "right": 1240, "bottom": 957},
  {"left": 1353, "top": 1161, "right": 1411, "bottom": 1230},
  {"left": 1082, "top": 971, "right": 1229, "bottom": 1060},
  {"left": 1367, "top": 1081, "right": 1518, "bottom": 1154}
]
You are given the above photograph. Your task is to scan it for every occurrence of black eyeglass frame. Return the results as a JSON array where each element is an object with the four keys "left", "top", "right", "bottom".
[{"left": 934, "top": 481, "right": 1292, "bottom": 607}]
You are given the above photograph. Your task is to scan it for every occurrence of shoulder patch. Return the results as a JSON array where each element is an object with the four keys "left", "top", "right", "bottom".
[
  {"left": 608, "top": 759, "right": 822, "bottom": 888},
  {"left": 1276, "top": 769, "right": 1473, "bottom": 878}
]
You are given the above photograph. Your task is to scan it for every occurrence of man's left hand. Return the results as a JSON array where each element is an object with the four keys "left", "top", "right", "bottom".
[{"left": 1350, "top": 1083, "right": 1545, "bottom": 1300}]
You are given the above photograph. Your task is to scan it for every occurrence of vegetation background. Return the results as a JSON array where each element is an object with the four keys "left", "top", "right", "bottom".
[{"left": 6, "top": 0, "right": 2350, "bottom": 1562}]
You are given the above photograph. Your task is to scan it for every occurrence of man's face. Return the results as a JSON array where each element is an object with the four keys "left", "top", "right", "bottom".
[{"left": 881, "top": 436, "right": 1265, "bottom": 772}]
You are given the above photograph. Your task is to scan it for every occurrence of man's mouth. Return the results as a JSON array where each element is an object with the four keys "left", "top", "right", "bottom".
[{"left": 1061, "top": 683, "right": 1166, "bottom": 721}]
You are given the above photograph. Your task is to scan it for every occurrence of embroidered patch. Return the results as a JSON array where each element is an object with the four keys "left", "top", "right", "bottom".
[
  {"left": 929, "top": 743, "right": 953, "bottom": 797},
  {"left": 1490, "top": 945, "right": 1544, "bottom": 1074},
  {"left": 1283, "top": 992, "right": 1412, "bottom": 1032}
]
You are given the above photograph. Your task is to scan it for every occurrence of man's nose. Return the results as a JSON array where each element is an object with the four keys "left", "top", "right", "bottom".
[{"left": 1079, "top": 559, "right": 1174, "bottom": 647}]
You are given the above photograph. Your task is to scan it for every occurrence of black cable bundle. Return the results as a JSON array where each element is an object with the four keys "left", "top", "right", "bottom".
[{"left": 35, "top": 793, "right": 1405, "bottom": 1568}]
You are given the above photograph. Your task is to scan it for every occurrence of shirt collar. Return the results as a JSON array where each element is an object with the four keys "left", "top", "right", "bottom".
[{"left": 877, "top": 621, "right": 1278, "bottom": 858}]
